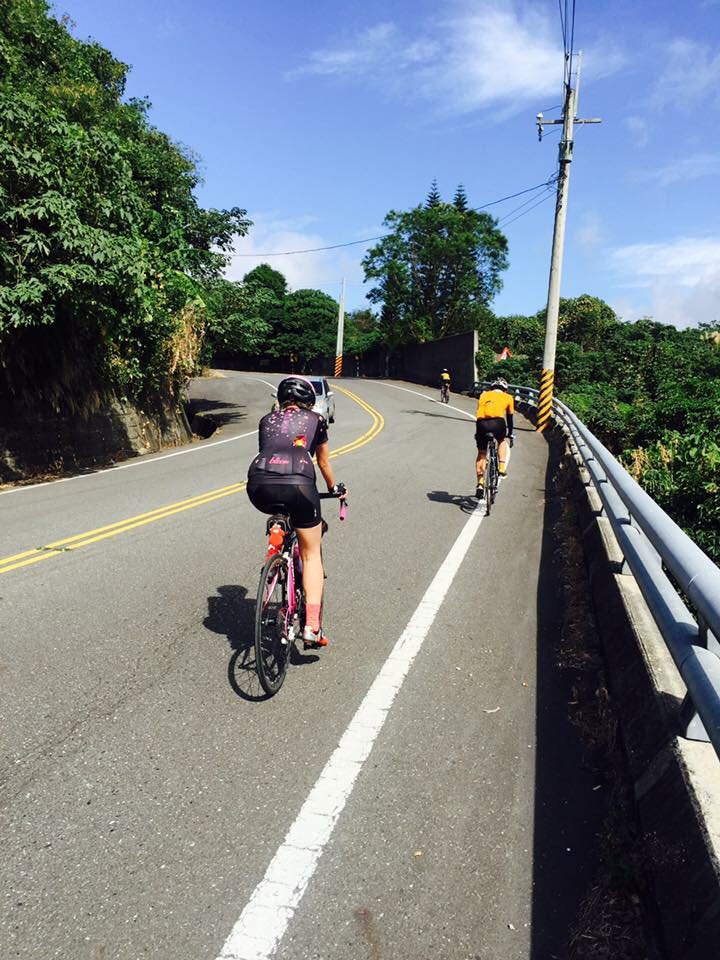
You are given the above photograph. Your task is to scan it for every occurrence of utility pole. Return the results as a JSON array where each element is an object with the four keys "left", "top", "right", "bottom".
[
  {"left": 334, "top": 278, "right": 346, "bottom": 378},
  {"left": 536, "top": 52, "right": 601, "bottom": 431}
]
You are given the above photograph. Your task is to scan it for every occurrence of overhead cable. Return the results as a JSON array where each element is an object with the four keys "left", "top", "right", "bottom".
[{"left": 226, "top": 175, "right": 558, "bottom": 258}]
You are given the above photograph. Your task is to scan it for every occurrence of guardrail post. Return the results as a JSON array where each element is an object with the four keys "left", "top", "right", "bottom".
[{"left": 679, "top": 695, "right": 710, "bottom": 742}]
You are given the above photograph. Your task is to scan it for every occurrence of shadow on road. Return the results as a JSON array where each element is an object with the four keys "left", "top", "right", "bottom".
[
  {"left": 426, "top": 490, "right": 478, "bottom": 514},
  {"left": 530, "top": 429, "right": 609, "bottom": 958},
  {"left": 204, "top": 584, "right": 320, "bottom": 703},
  {"left": 187, "top": 397, "right": 248, "bottom": 428},
  {"left": 402, "top": 408, "right": 472, "bottom": 423},
  {"left": 204, "top": 584, "right": 266, "bottom": 702}
]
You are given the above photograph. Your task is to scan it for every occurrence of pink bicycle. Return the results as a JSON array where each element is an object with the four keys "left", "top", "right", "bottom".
[{"left": 254, "top": 486, "right": 347, "bottom": 696}]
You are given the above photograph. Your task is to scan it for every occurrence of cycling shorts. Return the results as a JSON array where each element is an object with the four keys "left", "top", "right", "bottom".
[
  {"left": 247, "top": 481, "right": 322, "bottom": 529},
  {"left": 475, "top": 417, "right": 507, "bottom": 450}
]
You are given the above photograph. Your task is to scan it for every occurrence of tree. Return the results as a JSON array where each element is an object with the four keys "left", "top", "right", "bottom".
[
  {"left": 344, "top": 309, "right": 381, "bottom": 355},
  {"left": 271, "top": 289, "right": 338, "bottom": 367},
  {"left": 243, "top": 263, "right": 288, "bottom": 300},
  {"left": 363, "top": 185, "right": 508, "bottom": 344},
  {"left": 202, "top": 279, "right": 272, "bottom": 362},
  {"left": 0, "top": 0, "right": 250, "bottom": 412},
  {"left": 426, "top": 179, "right": 442, "bottom": 208},
  {"left": 453, "top": 184, "right": 469, "bottom": 212}
]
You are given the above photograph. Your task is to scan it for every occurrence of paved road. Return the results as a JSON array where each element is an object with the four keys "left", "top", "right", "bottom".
[{"left": 0, "top": 374, "right": 602, "bottom": 960}]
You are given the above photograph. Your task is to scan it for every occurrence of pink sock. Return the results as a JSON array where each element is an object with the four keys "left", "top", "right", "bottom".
[{"left": 306, "top": 604, "right": 322, "bottom": 631}]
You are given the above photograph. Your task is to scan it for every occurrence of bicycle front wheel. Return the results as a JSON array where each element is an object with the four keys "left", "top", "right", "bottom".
[{"left": 255, "top": 554, "right": 290, "bottom": 696}]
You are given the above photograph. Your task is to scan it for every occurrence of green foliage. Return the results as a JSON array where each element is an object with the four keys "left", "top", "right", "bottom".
[
  {"left": 270, "top": 289, "right": 339, "bottom": 367},
  {"left": 0, "top": 0, "right": 250, "bottom": 411},
  {"left": 344, "top": 309, "right": 381, "bottom": 355},
  {"left": 625, "top": 429, "right": 720, "bottom": 564},
  {"left": 243, "top": 263, "right": 288, "bottom": 300},
  {"left": 363, "top": 183, "right": 509, "bottom": 345},
  {"left": 201, "top": 279, "right": 272, "bottom": 361}
]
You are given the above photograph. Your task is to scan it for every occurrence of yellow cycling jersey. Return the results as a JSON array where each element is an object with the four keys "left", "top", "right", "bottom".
[
  {"left": 440, "top": 372, "right": 450, "bottom": 381},
  {"left": 476, "top": 389, "right": 514, "bottom": 420}
]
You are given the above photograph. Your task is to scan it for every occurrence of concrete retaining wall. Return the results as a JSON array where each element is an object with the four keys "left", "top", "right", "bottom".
[
  {"left": 0, "top": 394, "right": 192, "bottom": 483},
  {"left": 547, "top": 422, "right": 720, "bottom": 959}
]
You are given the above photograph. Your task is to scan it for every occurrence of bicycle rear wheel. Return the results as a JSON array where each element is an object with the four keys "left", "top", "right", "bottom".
[{"left": 255, "top": 554, "right": 290, "bottom": 696}]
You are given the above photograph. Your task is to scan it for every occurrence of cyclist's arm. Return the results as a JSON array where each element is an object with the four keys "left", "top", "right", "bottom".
[
  {"left": 316, "top": 442, "right": 335, "bottom": 491},
  {"left": 507, "top": 411, "right": 514, "bottom": 434}
]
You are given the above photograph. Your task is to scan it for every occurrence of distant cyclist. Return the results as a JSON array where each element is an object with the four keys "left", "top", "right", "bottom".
[
  {"left": 440, "top": 368, "right": 451, "bottom": 402},
  {"left": 247, "top": 376, "right": 346, "bottom": 647},
  {"left": 475, "top": 376, "right": 514, "bottom": 499}
]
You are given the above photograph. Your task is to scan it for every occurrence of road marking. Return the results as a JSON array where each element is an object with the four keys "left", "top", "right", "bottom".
[
  {"left": 215, "top": 500, "right": 485, "bottom": 960},
  {"left": 378, "top": 381, "right": 475, "bottom": 419},
  {"left": 0, "top": 430, "right": 260, "bottom": 498},
  {"left": 0, "top": 389, "right": 384, "bottom": 575}
]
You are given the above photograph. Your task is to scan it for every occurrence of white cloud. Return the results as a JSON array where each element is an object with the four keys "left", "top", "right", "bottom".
[
  {"left": 291, "top": 3, "right": 624, "bottom": 115},
  {"left": 632, "top": 152, "right": 720, "bottom": 186},
  {"left": 290, "top": 22, "right": 429, "bottom": 77},
  {"left": 576, "top": 212, "right": 603, "bottom": 249},
  {"left": 225, "top": 214, "right": 375, "bottom": 307},
  {"left": 652, "top": 38, "right": 720, "bottom": 105},
  {"left": 624, "top": 115, "right": 650, "bottom": 147},
  {"left": 610, "top": 236, "right": 720, "bottom": 327}
]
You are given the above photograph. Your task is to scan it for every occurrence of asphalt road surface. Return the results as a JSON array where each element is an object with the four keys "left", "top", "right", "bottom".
[{"left": 0, "top": 373, "right": 605, "bottom": 960}]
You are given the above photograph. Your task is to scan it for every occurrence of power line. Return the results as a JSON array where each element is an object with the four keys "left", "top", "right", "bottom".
[
  {"left": 227, "top": 235, "right": 387, "bottom": 258},
  {"left": 497, "top": 180, "right": 557, "bottom": 225},
  {"left": 226, "top": 175, "right": 558, "bottom": 258},
  {"left": 499, "top": 191, "right": 555, "bottom": 229}
]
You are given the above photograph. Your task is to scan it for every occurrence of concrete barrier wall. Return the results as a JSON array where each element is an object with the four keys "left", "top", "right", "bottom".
[{"left": 0, "top": 395, "right": 191, "bottom": 483}]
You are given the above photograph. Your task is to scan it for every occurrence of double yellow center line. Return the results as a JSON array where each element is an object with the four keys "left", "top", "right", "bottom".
[{"left": 0, "top": 386, "right": 384, "bottom": 575}]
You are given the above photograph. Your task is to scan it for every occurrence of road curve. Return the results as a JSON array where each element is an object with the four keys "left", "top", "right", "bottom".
[{"left": 0, "top": 373, "right": 602, "bottom": 960}]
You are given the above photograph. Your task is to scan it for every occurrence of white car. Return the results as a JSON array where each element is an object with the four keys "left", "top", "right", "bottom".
[
  {"left": 308, "top": 377, "right": 335, "bottom": 423},
  {"left": 270, "top": 377, "right": 336, "bottom": 423}
]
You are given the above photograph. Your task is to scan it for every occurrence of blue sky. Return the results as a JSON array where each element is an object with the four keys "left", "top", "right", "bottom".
[{"left": 57, "top": 0, "right": 720, "bottom": 326}]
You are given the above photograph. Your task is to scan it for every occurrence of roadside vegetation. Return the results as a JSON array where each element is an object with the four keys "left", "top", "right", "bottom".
[
  {"left": 475, "top": 298, "right": 720, "bottom": 565},
  {"left": 0, "top": 0, "right": 248, "bottom": 415}
]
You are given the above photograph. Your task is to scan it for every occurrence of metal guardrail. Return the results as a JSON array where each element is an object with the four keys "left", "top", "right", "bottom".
[{"left": 497, "top": 382, "right": 720, "bottom": 758}]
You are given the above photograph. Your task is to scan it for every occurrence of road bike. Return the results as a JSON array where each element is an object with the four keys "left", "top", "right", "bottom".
[
  {"left": 482, "top": 434, "right": 499, "bottom": 515},
  {"left": 440, "top": 382, "right": 450, "bottom": 403},
  {"left": 254, "top": 488, "right": 346, "bottom": 696}
]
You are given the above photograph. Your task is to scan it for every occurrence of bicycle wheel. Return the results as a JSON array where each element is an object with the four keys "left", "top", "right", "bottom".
[{"left": 255, "top": 554, "right": 290, "bottom": 696}]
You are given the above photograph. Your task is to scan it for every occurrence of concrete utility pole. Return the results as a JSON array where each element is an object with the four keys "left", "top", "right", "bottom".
[
  {"left": 536, "top": 52, "right": 601, "bottom": 431},
  {"left": 334, "top": 278, "right": 346, "bottom": 378}
]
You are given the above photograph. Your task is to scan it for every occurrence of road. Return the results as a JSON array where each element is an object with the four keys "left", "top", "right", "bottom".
[{"left": 0, "top": 373, "right": 604, "bottom": 960}]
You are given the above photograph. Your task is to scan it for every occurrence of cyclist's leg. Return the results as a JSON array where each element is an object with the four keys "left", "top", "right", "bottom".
[
  {"left": 292, "top": 486, "right": 324, "bottom": 633},
  {"left": 475, "top": 420, "right": 488, "bottom": 493},
  {"left": 496, "top": 424, "right": 509, "bottom": 474}
]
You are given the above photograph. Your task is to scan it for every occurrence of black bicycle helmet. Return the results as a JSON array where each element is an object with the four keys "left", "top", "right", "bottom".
[
  {"left": 276, "top": 376, "right": 316, "bottom": 408},
  {"left": 491, "top": 376, "right": 508, "bottom": 390}
]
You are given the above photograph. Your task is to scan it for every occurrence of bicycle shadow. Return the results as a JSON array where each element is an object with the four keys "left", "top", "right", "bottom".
[
  {"left": 204, "top": 584, "right": 319, "bottom": 703},
  {"left": 402, "top": 409, "right": 472, "bottom": 423},
  {"left": 426, "top": 490, "right": 479, "bottom": 514}
]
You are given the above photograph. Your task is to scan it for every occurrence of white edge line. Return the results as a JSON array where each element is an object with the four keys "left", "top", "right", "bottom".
[
  {"left": 0, "top": 430, "right": 259, "bottom": 497},
  {"left": 215, "top": 501, "right": 485, "bottom": 960},
  {"left": 377, "top": 382, "right": 475, "bottom": 420}
]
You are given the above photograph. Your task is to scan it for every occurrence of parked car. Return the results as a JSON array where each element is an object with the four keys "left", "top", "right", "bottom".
[
  {"left": 308, "top": 377, "right": 335, "bottom": 423},
  {"left": 270, "top": 376, "right": 336, "bottom": 423}
]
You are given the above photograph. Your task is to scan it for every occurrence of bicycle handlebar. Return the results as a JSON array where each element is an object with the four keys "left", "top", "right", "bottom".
[{"left": 319, "top": 483, "right": 348, "bottom": 519}]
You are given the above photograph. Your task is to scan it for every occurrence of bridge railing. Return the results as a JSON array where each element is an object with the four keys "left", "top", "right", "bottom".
[{"left": 498, "top": 382, "right": 720, "bottom": 759}]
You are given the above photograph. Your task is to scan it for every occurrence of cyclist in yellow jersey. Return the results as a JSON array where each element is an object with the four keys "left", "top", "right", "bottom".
[
  {"left": 440, "top": 368, "right": 451, "bottom": 401},
  {"left": 475, "top": 376, "right": 515, "bottom": 499}
]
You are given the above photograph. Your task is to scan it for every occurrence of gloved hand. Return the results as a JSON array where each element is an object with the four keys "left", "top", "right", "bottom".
[{"left": 508, "top": 434, "right": 515, "bottom": 448}]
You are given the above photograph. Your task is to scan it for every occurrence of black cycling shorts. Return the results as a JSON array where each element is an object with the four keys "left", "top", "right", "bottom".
[
  {"left": 475, "top": 417, "right": 507, "bottom": 450},
  {"left": 247, "top": 481, "right": 322, "bottom": 529}
]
